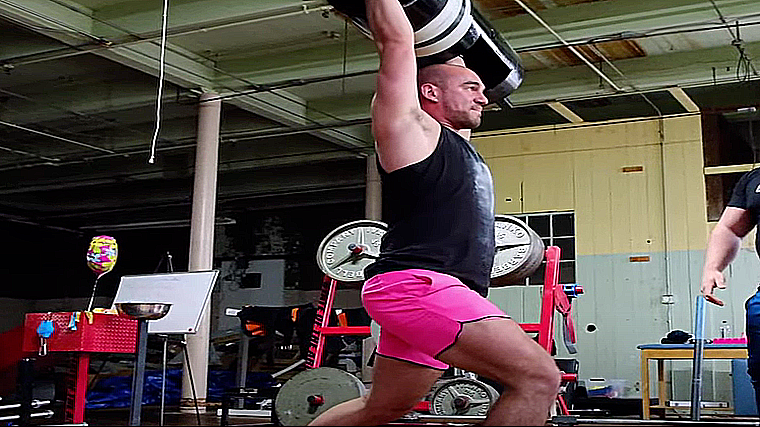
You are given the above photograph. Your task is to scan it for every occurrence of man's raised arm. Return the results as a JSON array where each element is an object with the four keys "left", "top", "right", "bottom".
[{"left": 366, "top": 0, "right": 438, "bottom": 172}]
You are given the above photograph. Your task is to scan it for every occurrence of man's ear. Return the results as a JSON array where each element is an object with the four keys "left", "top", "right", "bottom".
[{"left": 420, "top": 83, "right": 439, "bottom": 103}]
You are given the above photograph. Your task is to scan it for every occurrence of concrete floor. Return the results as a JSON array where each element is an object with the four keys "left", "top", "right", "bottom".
[{"left": 33, "top": 404, "right": 273, "bottom": 426}]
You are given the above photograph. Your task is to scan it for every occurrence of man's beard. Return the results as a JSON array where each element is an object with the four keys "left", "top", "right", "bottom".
[{"left": 450, "top": 110, "right": 481, "bottom": 129}]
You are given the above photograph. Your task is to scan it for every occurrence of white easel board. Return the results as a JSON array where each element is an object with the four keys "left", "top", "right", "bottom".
[{"left": 112, "top": 270, "right": 219, "bottom": 334}]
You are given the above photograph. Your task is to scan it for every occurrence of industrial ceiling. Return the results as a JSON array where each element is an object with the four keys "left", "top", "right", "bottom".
[{"left": 1, "top": 0, "right": 759, "bottom": 233}]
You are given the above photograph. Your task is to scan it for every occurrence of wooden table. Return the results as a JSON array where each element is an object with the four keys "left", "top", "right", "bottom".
[{"left": 638, "top": 343, "right": 748, "bottom": 419}]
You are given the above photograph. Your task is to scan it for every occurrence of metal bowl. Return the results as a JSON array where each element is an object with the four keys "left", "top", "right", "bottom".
[{"left": 115, "top": 302, "right": 172, "bottom": 320}]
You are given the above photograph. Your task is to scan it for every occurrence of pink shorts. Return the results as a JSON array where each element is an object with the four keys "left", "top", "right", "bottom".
[{"left": 362, "top": 269, "right": 509, "bottom": 370}]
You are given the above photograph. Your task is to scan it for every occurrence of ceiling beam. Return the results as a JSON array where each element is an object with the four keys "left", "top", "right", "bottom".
[
  {"left": 547, "top": 102, "right": 584, "bottom": 123},
  {"left": 0, "top": 0, "right": 366, "bottom": 150},
  {"left": 667, "top": 87, "right": 701, "bottom": 113}
]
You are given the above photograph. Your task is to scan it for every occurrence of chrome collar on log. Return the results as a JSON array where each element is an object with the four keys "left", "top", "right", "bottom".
[{"left": 328, "top": 0, "right": 524, "bottom": 104}]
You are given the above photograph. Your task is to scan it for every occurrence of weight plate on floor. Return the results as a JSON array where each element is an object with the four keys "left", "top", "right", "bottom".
[
  {"left": 316, "top": 220, "right": 387, "bottom": 282},
  {"left": 490, "top": 215, "right": 545, "bottom": 286},
  {"left": 430, "top": 377, "right": 499, "bottom": 416},
  {"left": 274, "top": 367, "right": 367, "bottom": 426}
]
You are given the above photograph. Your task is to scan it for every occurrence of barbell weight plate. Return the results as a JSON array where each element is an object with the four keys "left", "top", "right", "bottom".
[
  {"left": 490, "top": 215, "right": 545, "bottom": 286},
  {"left": 316, "top": 216, "right": 543, "bottom": 286},
  {"left": 274, "top": 367, "right": 367, "bottom": 426},
  {"left": 429, "top": 377, "right": 499, "bottom": 416},
  {"left": 315, "top": 220, "right": 387, "bottom": 283}
]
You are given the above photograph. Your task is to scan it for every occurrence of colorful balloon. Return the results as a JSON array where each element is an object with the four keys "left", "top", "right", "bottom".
[{"left": 86, "top": 235, "right": 118, "bottom": 276}]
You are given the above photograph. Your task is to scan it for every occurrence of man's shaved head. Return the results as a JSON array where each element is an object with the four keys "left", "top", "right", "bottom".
[
  {"left": 417, "top": 63, "right": 465, "bottom": 89},
  {"left": 416, "top": 61, "right": 488, "bottom": 130}
]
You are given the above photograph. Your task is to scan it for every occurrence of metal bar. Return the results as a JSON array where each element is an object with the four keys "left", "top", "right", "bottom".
[
  {"left": 17, "top": 358, "right": 33, "bottom": 425},
  {"left": 318, "top": 326, "right": 371, "bottom": 335},
  {"left": 271, "top": 359, "right": 306, "bottom": 379},
  {"left": 0, "top": 400, "right": 51, "bottom": 411},
  {"left": 0, "top": 410, "right": 55, "bottom": 422},
  {"left": 129, "top": 319, "right": 149, "bottom": 426},
  {"left": 691, "top": 296, "right": 707, "bottom": 421},
  {"left": 236, "top": 334, "right": 250, "bottom": 408},
  {"left": 0, "top": 120, "right": 115, "bottom": 154},
  {"left": 160, "top": 335, "right": 168, "bottom": 426}
]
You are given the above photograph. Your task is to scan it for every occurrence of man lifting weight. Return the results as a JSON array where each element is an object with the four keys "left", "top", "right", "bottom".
[{"left": 309, "top": 0, "right": 560, "bottom": 425}]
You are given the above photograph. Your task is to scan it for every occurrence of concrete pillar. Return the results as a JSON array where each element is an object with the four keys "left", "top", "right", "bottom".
[
  {"left": 365, "top": 153, "right": 381, "bottom": 220},
  {"left": 181, "top": 92, "right": 221, "bottom": 412}
]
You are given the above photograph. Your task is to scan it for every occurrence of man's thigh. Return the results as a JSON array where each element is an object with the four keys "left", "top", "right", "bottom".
[
  {"left": 437, "top": 317, "right": 555, "bottom": 387},
  {"left": 364, "top": 355, "right": 442, "bottom": 412}
]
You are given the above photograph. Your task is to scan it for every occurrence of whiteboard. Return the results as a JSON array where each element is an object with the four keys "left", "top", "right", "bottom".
[{"left": 112, "top": 270, "right": 219, "bottom": 334}]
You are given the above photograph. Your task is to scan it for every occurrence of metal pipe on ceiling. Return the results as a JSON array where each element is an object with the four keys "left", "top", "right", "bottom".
[
  {"left": 0, "top": 119, "right": 115, "bottom": 154},
  {"left": 512, "top": 0, "right": 622, "bottom": 92},
  {"left": 0, "top": 117, "right": 371, "bottom": 173},
  {"left": 583, "top": 43, "right": 662, "bottom": 117},
  {"left": 0, "top": 87, "right": 155, "bottom": 142},
  {"left": 0, "top": 144, "right": 60, "bottom": 162}
]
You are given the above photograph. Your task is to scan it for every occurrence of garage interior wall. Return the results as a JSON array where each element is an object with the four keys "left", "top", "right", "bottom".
[{"left": 475, "top": 114, "right": 759, "bottom": 402}]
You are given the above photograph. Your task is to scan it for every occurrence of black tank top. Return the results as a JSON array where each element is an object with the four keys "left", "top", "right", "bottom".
[{"left": 364, "top": 125, "right": 495, "bottom": 296}]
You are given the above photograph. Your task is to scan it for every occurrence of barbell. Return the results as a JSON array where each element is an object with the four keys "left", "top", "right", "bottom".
[
  {"left": 327, "top": 0, "right": 524, "bottom": 105},
  {"left": 316, "top": 215, "right": 545, "bottom": 285}
]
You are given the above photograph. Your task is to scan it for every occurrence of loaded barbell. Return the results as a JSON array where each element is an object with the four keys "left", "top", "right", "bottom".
[
  {"left": 316, "top": 215, "right": 545, "bottom": 285},
  {"left": 327, "top": 0, "right": 524, "bottom": 106}
]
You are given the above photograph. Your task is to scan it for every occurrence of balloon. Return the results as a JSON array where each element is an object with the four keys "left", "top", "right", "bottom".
[{"left": 87, "top": 235, "right": 118, "bottom": 276}]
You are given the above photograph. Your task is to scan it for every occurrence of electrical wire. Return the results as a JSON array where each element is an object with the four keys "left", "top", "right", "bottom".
[
  {"left": 148, "top": 0, "right": 170, "bottom": 164},
  {"left": 708, "top": 0, "right": 759, "bottom": 82}
]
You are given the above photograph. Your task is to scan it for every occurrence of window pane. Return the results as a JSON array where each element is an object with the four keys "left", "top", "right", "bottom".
[
  {"left": 529, "top": 261, "right": 546, "bottom": 284},
  {"left": 553, "top": 213, "right": 574, "bottom": 236},
  {"left": 559, "top": 262, "right": 576, "bottom": 283},
  {"left": 555, "top": 237, "right": 575, "bottom": 260},
  {"left": 527, "top": 215, "right": 550, "bottom": 237}
]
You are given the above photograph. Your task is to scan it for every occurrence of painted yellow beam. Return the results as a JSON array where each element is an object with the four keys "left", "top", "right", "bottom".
[
  {"left": 667, "top": 87, "right": 700, "bottom": 113},
  {"left": 704, "top": 164, "right": 757, "bottom": 175},
  {"left": 547, "top": 102, "right": 584, "bottom": 123}
]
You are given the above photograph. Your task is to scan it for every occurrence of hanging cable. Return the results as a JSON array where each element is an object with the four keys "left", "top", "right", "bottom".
[
  {"left": 148, "top": 0, "right": 170, "bottom": 164},
  {"left": 708, "top": 0, "right": 759, "bottom": 81}
]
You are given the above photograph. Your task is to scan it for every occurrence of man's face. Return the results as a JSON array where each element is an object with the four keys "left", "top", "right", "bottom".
[{"left": 439, "top": 68, "right": 488, "bottom": 129}]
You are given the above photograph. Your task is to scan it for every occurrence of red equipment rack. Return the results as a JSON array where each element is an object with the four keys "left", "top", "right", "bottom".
[
  {"left": 305, "top": 245, "right": 583, "bottom": 417},
  {"left": 21, "top": 312, "right": 137, "bottom": 424}
]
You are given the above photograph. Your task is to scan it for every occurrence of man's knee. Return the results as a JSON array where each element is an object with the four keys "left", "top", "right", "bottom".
[
  {"left": 495, "top": 352, "right": 561, "bottom": 396},
  {"left": 529, "top": 358, "right": 562, "bottom": 396},
  {"left": 362, "top": 397, "right": 416, "bottom": 424}
]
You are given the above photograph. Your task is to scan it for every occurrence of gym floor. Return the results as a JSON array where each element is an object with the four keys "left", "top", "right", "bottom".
[
  {"left": 40, "top": 404, "right": 272, "bottom": 426},
  {"left": 31, "top": 400, "right": 760, "bottom": 426}
]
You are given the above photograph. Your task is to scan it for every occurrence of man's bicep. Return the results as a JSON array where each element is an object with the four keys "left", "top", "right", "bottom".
[
  {"left": 373, "top": 44, "right": 420, "bottom": 119},
  {"left": 719, "top": 207, "right": 755, "bottom": 238}
]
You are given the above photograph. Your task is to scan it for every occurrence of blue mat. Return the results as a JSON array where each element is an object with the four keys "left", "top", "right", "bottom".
[{"left": 86, "top": 369, "right": 276, "bottom": 409}]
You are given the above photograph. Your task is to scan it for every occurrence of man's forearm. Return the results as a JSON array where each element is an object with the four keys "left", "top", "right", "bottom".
[
  {"left": 703, "top": 224, "right": 742, "bottom": 273},
  {"left": 366, "top": 0, "right": 414, "bottom": 51}
]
